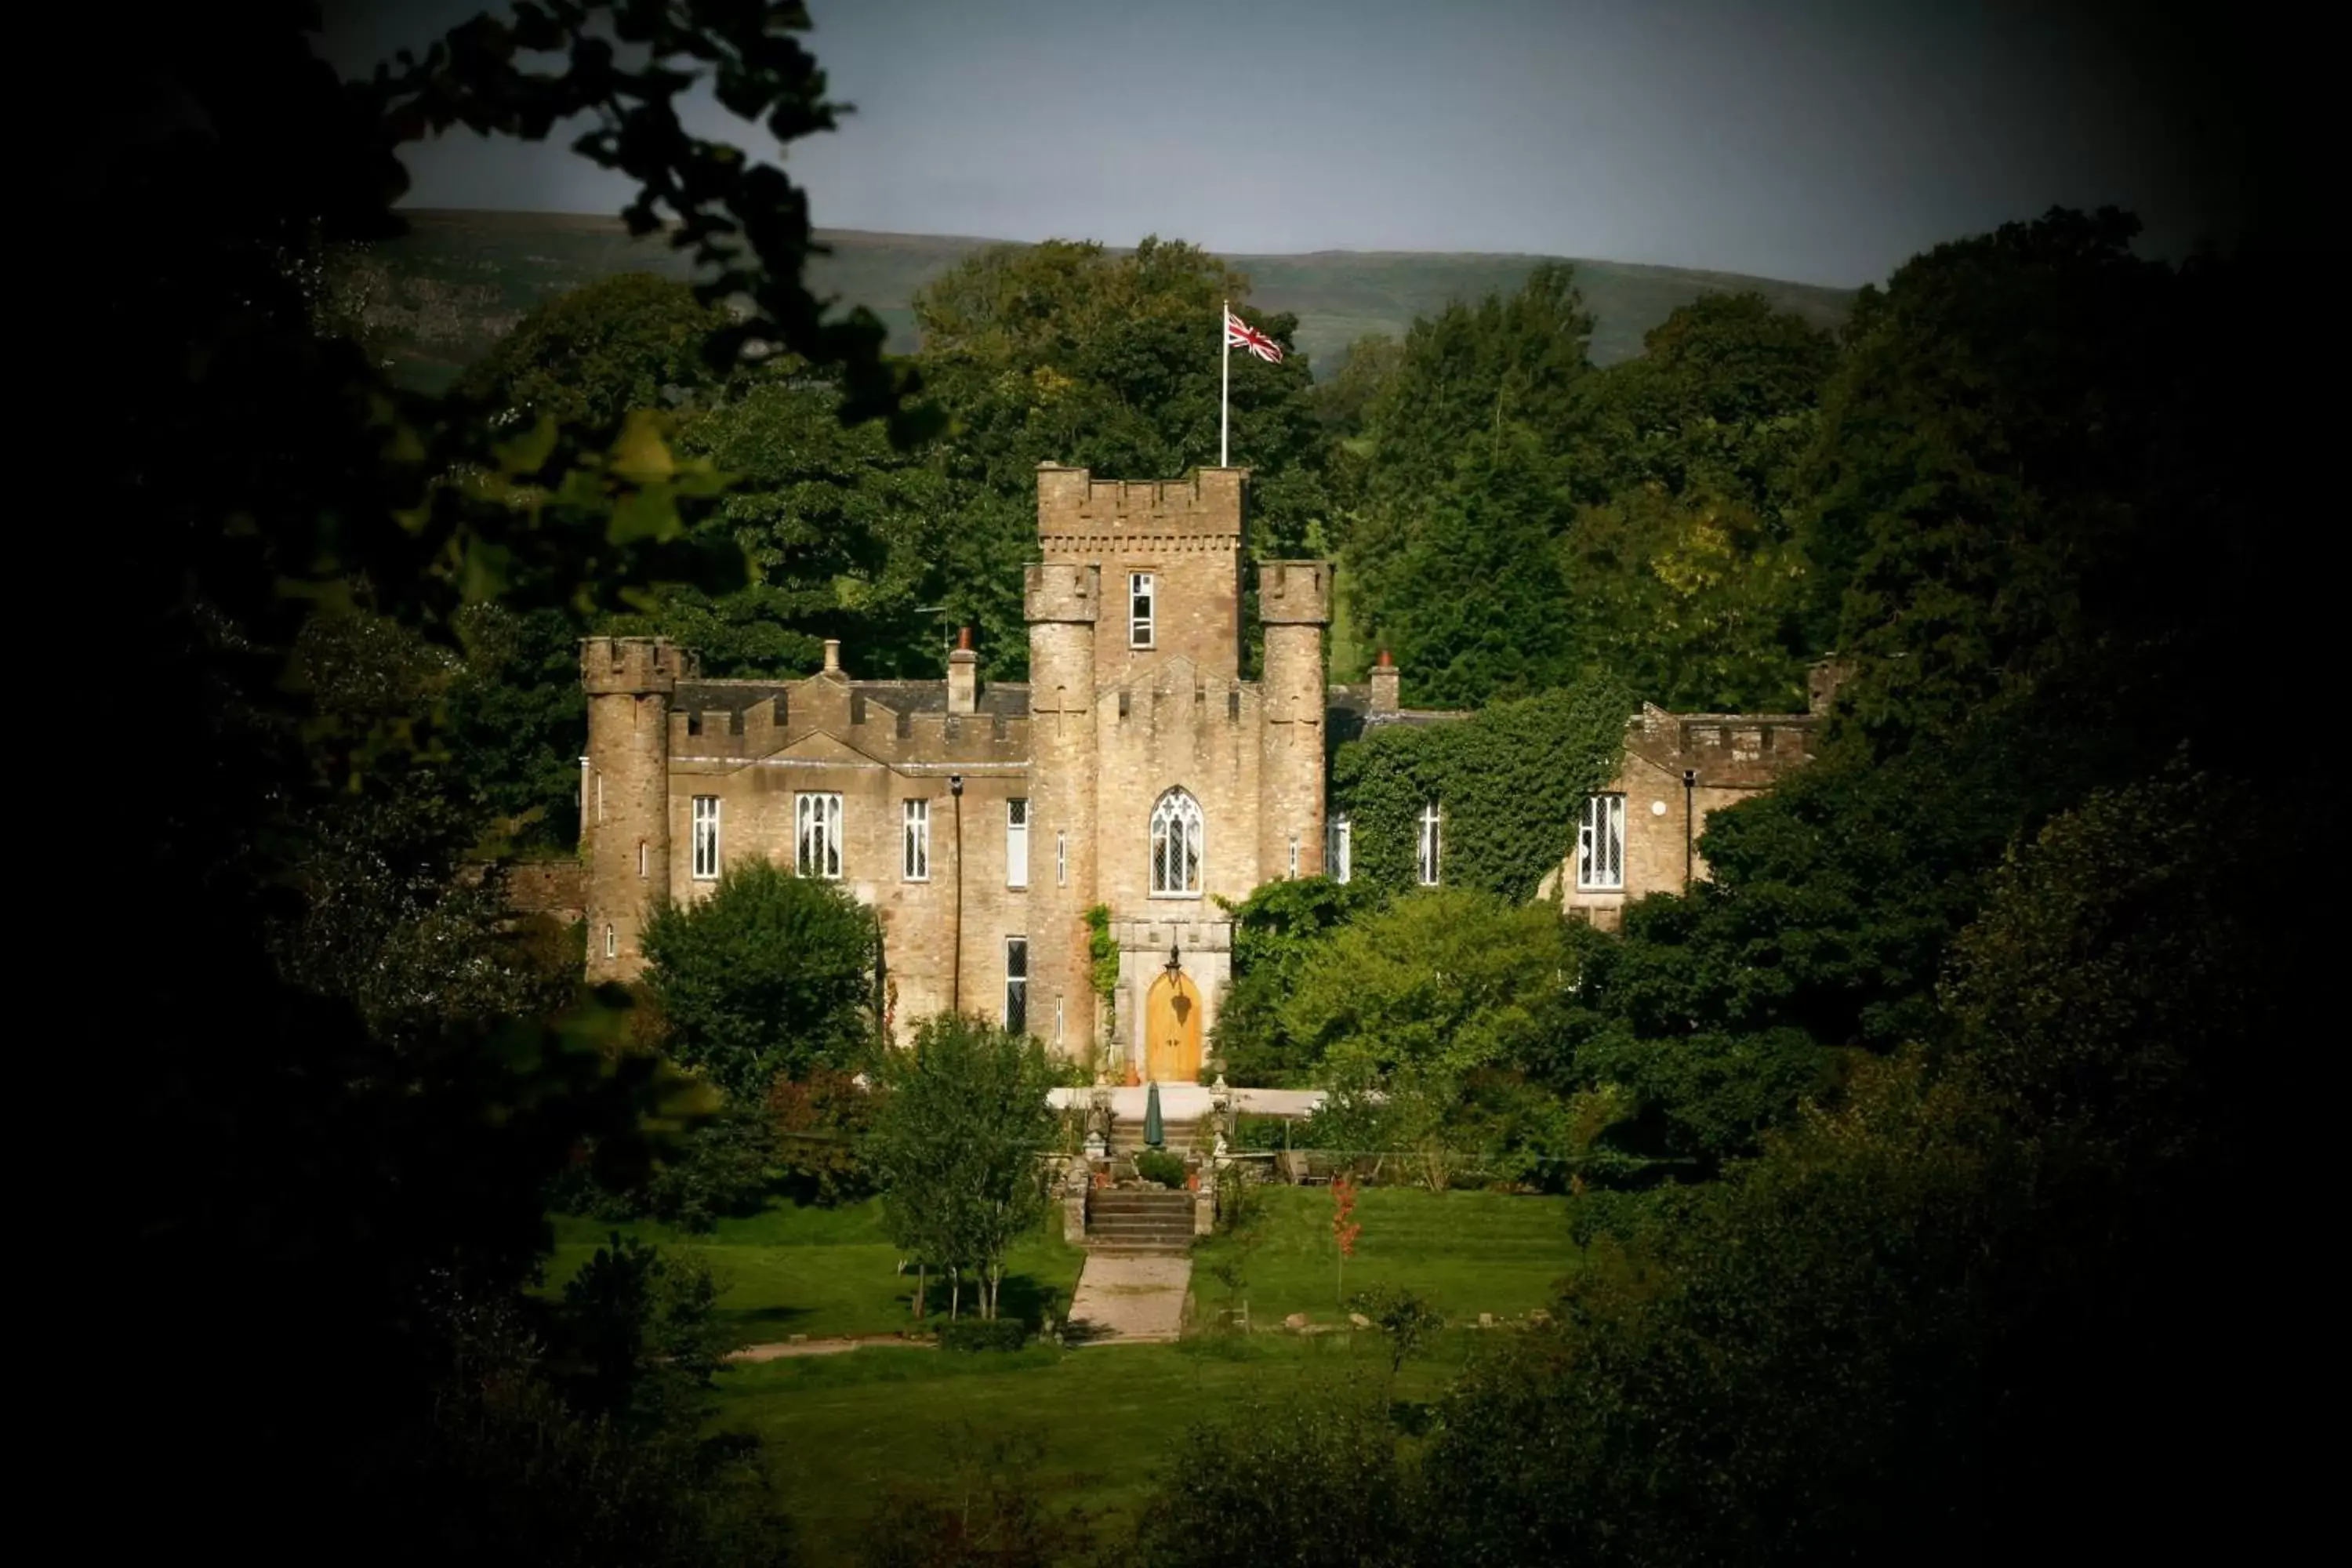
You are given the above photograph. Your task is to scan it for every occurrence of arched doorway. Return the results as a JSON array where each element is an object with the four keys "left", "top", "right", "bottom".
[{"left": 1145, "top": 970, "right": 1202, "bottom": 1083}]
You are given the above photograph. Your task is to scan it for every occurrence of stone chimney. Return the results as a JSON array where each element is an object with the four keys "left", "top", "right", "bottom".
[
  {"left": 822, "top": 638, "right": 843, "bottom": 677},
  {"left": 947, "top": 626, "right": 978, "bottom": 715},
  {"left": 1369, "top": 648, "right": 1400, "bottom": 714}
]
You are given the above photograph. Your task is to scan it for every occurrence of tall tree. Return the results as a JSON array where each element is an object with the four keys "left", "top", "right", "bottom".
[
  {"left": 457, "top": 271, "right": 735, "bottom": 428},
  {"left": 912, "top": 238, "right": 1332, "bottom": 670},
  {"left": 866, "top": 1015, "right": 1063, "bottom": 1321},
  {"left": 1340, "top": 263, "right": 1594, "bottom": 691},
  {"left": 612, "top": 362, "right": 958, "bottom": 677},
  {"left": 73, "top": 3, "right": 917, "bottom": 1556}
]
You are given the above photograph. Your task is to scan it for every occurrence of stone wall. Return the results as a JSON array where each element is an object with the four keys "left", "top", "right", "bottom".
[
  {"left": 500, "top": 861, "right": 586, "bottom": 923},
  {"left": 1563, "top": 703, "right": 1821, "bottom": 928}
]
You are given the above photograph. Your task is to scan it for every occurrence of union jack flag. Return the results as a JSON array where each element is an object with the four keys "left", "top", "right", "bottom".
[{"left": 1225, "top": 310, "right": 1283, "bottom": 363}]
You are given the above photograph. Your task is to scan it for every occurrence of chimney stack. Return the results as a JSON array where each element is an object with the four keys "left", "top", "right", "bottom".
[
  {"left": 822, "top": 639, "right": 843, "bottom": 676},
  {"left": 1369, "top": 648, "right": 1400, "bottom": 714},
  {"left": 947, "top": 626, "right": 978, "bottom": 715}
]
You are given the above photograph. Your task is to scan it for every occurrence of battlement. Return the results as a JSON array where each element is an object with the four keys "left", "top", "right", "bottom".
[
  {"left": 1036, "top": 463, "right": 1244, "bottom": 552},
  {"left": 1025, "top": 561, "right": 1102, "bottom": 623},
  {"left": 1257, "top": 560, "right": 1333, "bottom": 625},
  {"left": 1629, "top": 702, "right": 1819, "bottom": 784},
  {"left": 667, "top": 678, "right": 1033, "bottom": 768},
  {"left": 582, "top": 636, "right": 696, "bottom": 695}
]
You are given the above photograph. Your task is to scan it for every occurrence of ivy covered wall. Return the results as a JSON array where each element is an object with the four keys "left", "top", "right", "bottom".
[{"left": 1331, "top": 681, "right": 1632, "bottom": 901}]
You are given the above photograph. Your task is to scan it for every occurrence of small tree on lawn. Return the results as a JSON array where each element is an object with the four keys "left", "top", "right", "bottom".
[
  {"left": 1331, "top": 1173, "right": 1362, "bottom": 1308},
  {"left": 868, "top": 1014, "right": 1062, "bottom": 1321},
  {"left": 641, "top": 861, "right": 880, "bottom": 1099}
]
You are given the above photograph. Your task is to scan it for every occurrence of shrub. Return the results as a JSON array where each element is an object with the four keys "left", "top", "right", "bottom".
[
  {"left": 641, "top": 861, "right": 880, "bottom": 1098},
  {"left": 1134, "top": 1149, "right": 1188, "bottom": 1189},
  {"left": 644, "top": 1100, "right": 780, "bottom": 1230},
  {"left": 767, "top": 1065, "right": 878, "bottom": 1205},
  {"left": 1134, "top": 1381, "right": 1421, "bottom": 1566},
  {"left": 1351, "top": 1284, "right": 1446, "bottom": 1375},
  {"left": 936, "top": 1318, "right": 1030, "bottom": 1353},
  {"left": 1229, "top": 1114, "right": 1302, "bottom": 1150}
]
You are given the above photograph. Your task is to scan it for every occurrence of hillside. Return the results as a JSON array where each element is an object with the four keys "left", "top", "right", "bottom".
[{"left": 352, "top": 209, "right": 1855, "bottom": 390}]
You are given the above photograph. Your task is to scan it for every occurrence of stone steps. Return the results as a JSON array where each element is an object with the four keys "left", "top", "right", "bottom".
[
  {"left": 1108, "top": 1118, "right": 1201, "bottom": 1157},
  {"left": 1085, "top": 1190, "right": 1195, "bottom": 1252}
]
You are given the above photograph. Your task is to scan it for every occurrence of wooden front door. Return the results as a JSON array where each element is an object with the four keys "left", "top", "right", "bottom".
[{"left": 1145, "top": 971, "right": 1202, "bottom": 1083}]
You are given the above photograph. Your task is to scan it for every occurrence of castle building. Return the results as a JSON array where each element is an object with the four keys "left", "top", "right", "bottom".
[
  {"left": 581, "top": 464, "right": 1329, "bottom": 1084},
  {"left": 577, "top": 463, "right": 1836, "bottom": 1081}
]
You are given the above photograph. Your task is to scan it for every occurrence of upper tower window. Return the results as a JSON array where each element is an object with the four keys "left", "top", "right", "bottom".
[
  {"left": 1149, "top": 788, "right": 1203, "bottom": 898},
  {"left": 1128, "top": 572, "right": 1156, "bottom": 648}
]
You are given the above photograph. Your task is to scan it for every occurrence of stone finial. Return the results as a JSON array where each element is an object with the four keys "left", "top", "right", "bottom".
[
  {"left": 1370, "top": 648, "right": 1400, "bottom": 714},
  {"left": 822, "top": 638, "right": 843, "bottom": 676},
  {"left": 947, "top": 626, "right": 978, "bottom": 715}
]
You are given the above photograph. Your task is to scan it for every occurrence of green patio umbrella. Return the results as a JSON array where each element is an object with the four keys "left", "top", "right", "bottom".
[{"left": 1143, "top": 1080, "right": 1164, "bottom": 1149}]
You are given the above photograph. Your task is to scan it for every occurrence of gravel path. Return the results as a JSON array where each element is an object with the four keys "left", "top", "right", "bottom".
[
  {"left": 1065, "top": 1253, "right": 1192, "bottom": 1345},
  {"left": 726, "top": 1334, "right": 934, "bottom": 1362}
]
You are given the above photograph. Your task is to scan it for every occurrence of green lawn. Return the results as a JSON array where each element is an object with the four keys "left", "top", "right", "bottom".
[
  {"left": 715, "top": 1335, "right": 1460, "bottom": 1563},
  {"left": 548, "top": 1187, "right": 1579, "bottom": 1557},
  {"left": 546, "top": 1199, "right": 1087, "bottom": 1346},
  {"left": 1190, "top": 1185, "right": 1582, "bottom": 1327}
]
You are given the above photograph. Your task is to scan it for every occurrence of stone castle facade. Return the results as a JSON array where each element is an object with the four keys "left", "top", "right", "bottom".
[{"left": 578, "top": 464, "right": 1831, "bottom": 1082}]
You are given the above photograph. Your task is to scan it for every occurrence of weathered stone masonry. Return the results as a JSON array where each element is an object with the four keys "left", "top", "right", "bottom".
[
  {"left": 582, "top": 464, "right": 1330, "bottom": 1082},
  {"left": 579, "top": 462, "right": 1835, "bottom": 1077}
]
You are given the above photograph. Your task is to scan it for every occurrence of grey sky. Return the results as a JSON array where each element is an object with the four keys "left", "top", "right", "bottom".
[{"left": 321, "top": 0, "right": 2252, "bottom": 288}]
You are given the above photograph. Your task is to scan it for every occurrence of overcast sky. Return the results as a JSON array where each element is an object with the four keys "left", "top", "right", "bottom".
[{"left": 320, "top": 0, "right": 2256, "bottom": 288}]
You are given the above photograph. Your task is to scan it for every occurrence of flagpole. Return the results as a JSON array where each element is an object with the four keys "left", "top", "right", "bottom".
[{"left": 1219, "top": 297, "right": 1230, "bottom": 469}]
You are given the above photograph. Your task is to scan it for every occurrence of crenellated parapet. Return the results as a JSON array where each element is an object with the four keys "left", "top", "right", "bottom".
[
  {"left": 582, "top": 635, "right": 696, "bottom": 695},
  {"left": 667, "top": 679, "right": 1033, "bottom": 768},
  {"left": 1256, "top": 560, "right": 1332, "bottom": 625},
  {"left": 1025, "top": 561, "right": 1101, "bottom": 623},
  {"left": 1036, "top": 463, "right": 1244, "bottom": 554}
]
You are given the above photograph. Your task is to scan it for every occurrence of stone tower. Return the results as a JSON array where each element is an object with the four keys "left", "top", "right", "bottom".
[
  {"left": 581, "top": 634, "right": 694, "bottom": 981},
  {"left": 1257, "top": 559, "right": 1332, "bottom": 880},
  {"left": 1025, "top": 554, "right": 1101, "bottom": 1055}
]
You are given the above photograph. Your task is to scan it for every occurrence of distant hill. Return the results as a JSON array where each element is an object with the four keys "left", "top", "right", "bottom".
[{"left": 354, "top": 209, "right": 1856, "bottom": 390}]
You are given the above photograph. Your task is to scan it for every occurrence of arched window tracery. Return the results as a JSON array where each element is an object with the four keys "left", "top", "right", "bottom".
[{"left": 1149, "top": 789, "right": 1204, "bottom": 897}]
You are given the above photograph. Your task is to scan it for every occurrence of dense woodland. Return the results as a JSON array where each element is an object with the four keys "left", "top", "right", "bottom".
[{"left": 78, "top": 3, "right": 2318, "bottom": 1565}]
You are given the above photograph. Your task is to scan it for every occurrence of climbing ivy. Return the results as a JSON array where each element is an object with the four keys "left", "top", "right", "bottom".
[
  {"left": 1085, "top": 904, "right": 1120, "bottom": 1032},
  {"left": 1331, "top": 682, "right": 1632, "bottom": 901}
]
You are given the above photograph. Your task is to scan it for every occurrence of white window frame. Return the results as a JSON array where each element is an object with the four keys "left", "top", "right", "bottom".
[
  {"left": 1288, "top": 833, "right": 1300, "bottom": 880},
  {"left": 1055, "top": 829, "right": 1069, "bottom": 887},
  {"left": 603, "top": 924, "right": 617, "bottom": 960},
  {"left": 1328, "top": 812, "right": 1352, "bottom": 884},
  {"left": 1004, "top": 936, "right": 1029, "bottom": 1034},
  {"left": 902, "top": 798, "right": 930, "bottom": 882},
  {"left": 1577, "top": 793, "right": 1627, "bottom": 891},
  {"left": 691, "top": 795, "right": 721, "bottom": 881},
  {"left": 1007, "top": 798, "right": 1029, "bottom": 889},
  {"left": 1149, "top": 788, "right": 1204, "bottom": 898},
  {"left": 1417, "top": 801, "right": 1443, "bottom": 887},
  {"left": 1128, "top": 572, "right": 1156, "bottom": 649},
  {"left": 796, "top": 792, "right": 844, "bottom": 880}
]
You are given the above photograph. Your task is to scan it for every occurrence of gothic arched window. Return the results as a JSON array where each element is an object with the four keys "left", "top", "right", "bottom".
[{"left": 1149, "top": 789, "right": 1204, "bottom": 897}]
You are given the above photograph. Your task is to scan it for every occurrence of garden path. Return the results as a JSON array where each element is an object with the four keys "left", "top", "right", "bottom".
[{"left": 1065, "top": 1253, "right": 1191, "bottom": 1345}]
